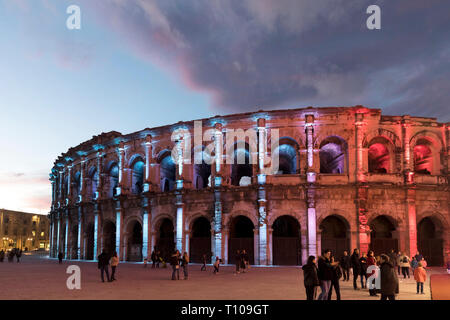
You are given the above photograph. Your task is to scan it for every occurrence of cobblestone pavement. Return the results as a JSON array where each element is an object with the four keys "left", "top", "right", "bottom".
[{"left": 0, "top": 252, "right": 446, "bottom": 300}]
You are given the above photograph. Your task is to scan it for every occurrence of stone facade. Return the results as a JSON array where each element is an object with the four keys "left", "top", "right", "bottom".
[
  {"left": 1, "top": 209, "right": 50, "bottom": 251},
  {"left": 48, "top": 106, "right": 450, "bottom": 266}
]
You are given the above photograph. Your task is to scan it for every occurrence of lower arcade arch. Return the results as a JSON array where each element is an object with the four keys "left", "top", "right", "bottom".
[
  {"left": 102, "top": 220, "right": 116, "bottom": 256},
  {"left": 228, "top": 215, "right": 254, "bottom": 264},
  {"left": 85, "top": 223, "right": 95, "bottom": 260},
  {"left": 189, "top": 217, "right": 212, "bottom": 263},
  {"left": 319, "top": 215, "right": 350, "bottom": 260},
  {"left": 417, "top": 217, "right": 444, "bottom": 266},
  {"left": 369, "top": 215, "right": 398, "bottom": 255},
  {"left": 272, "top": 215, "right": 302, "bottom": 265},
  {"left": 126, "top": 220, "right": 143, "bottom": 262},
  {"left": 155, "top": 218, "right": 175, "bottom": 262}
]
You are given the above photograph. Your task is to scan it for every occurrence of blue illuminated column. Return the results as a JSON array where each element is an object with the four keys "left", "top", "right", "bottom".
[
  {"left": 213, "top": 190, "right": 222, "bottom": 261},
  {"left": 142, "top": 204, "right": 151, "bottom": 260},
  {"left": 64, "top": 213, "right": 69, "bottom": 259},
  {"left": 115, "top": 206, "right": 123, "bottom": 260},
  {"left": 56, "top": 214, "right": 61, "bottom": 254},
  {"left": 143, "top": 135, "right": 152, "bottom": 192},
  {"left": 50, "top": 215, "right": 54, "bottom": 257},
  {"left": 93, "top": 211, "right": 98, "bottom": 260},
  {"left": 66, "top": 164, "right": 72, "bottom": 202},
  {"left": 176, "top": 203, "right": 184, "bottom": 252},
  {"left": 117, "top": 142, "right": 125, "bottom": 196},
  {"left": 77, "top": 207, "right": 83, "bottom": 259}
]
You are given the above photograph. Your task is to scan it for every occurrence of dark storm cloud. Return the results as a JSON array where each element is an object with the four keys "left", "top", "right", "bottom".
[{"left": 86, "top": 0, "right": 450, "bottom": 120}]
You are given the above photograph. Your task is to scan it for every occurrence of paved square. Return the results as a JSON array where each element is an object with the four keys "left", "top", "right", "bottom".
[{"left": 0, "top": 252, "right": 445, "bottom": 300}]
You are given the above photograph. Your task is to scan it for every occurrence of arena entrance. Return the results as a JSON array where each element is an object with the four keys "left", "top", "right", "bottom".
[
  {"left": 418, "top": 217, "right": 443, "bottom": 266},
  {"left": 370, "top": 215, "right": 398, "bottom": 255},
  {"left": 272, "top": 215, "right": 301, "bottom": 265},
  {"left": 102, "top": 220, "right": 116, "bottom": 256},
  {"left": 156, "top": 218, "right": 175, "bottom": 262},
  {"left": 320, "top": 215, "right": 350, "bottom": 260},
  {"left": 85, "top": 223, "right": 95, "bottom": 260},
  {"left": 228, "top": 216, "right": 254, "bottom": 264},
  {"left": 127, "top": 220, "right": 143, "bottom": 261},
  {"left": 189, "top": 217, "right": 212, "bottom": 263}
]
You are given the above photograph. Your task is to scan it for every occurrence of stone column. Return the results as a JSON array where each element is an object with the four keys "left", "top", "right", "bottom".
[
  {"left": 64, "top": 211, "right": 69, "bottom": 259},
  {"left": 355, "top": 111, "right": 370, "bottom": 253},
  {"left": 96, "top": 151, "right": 104, "bottom": 200},
  {"left": 305, "top": 114, "right": 317, "bottom": 258},
  {"left": 56, "top": 212, "right": 61, "bottom": 255},
  {"left": 144, "top": 135, "right": 152, "bottom": 192},
  {"left": 142, "top": 197, "right": 151, "bottom": 260},
  {"left": 115, "top": 200, "right": 124, "bottom": 261},
  {"left": 267, "top": 227, "right": 273, "bottom": 266},
  {"left": 49, "top": 214, "right": 54, "bottom": 257},
  {"left": 77, "top": 206, "right": 83, "bottom": 259},
  {"left": 175, "top": 198, "right": 184, "bottom": 252},
  {"left": 80, "top": 156, "right": 86, "bottom": 202},
  {"left": 117, "top": 142, "right": 125, "bottom": 196},
  {"left": 66, "top": 163, "right": 72, "bottom": 203},
  {"left": 406, "top": 189, "right": 418, "bottom": 257},
  {"left": 93, "top": 204, "right": 102, "bottom": 259},
  {"left": 184, "top": 231, "right": 190, "bottom": 256},
  {"left": 223, "top": 228, "right": 229, "bottom": 264}
]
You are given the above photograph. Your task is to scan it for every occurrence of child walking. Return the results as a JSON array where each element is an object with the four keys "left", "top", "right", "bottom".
[{"left": 413, "top": 262, "right": 426, "bottom": 294}]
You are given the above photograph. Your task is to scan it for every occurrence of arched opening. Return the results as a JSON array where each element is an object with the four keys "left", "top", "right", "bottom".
[
  {"left": 74, "top": 171, "right": 81, "bottom": 199},
  {"left": 193, "top": 148, "right": 212, "bottom": 189},
  {"left": 319, "top": 136, "right": 347, "bottom": 174},
  {"left": 156, "top": 218, "right": 175, "bottom": 262},
  {"left": 71, "top": 225, "right": 78, "bottom": 259},
  {"left": 418, "top": 217, "right": 443, "bottom": 266},
  {"left": 85, "top": 223, "right": 95, "bottom": 260},
  {"left": 131, "top": 159, "right": 144, "bottom": 194},
  {"left": 414, "top": 139, "right": 433, "bottom": 174},
  {"left": 127, "top": 220, "right": 143, "bottom": 261},
  {"left": 189, "top": 217, "right": 212, "bottom": 263},
  {"left": 273, "top": 143, "right": 297, "bottom": 174},
  {"left": 108, "top": 163, "right": 119, "bottom": 198},
  {"left": 228, "top": 215, "right": 254, "bottom": 264},
  {"left": 369, "top": 215, "right": 398, "bottom": 255},
  {"left": 320, "top": 215, "right": 350, "bottom": 260},
  {"left": 368, "top": 138, "right": 391, "bottom": 173},
  {"left": 88, "top": 167, "right": 98, "bottom": 200},
  {"left": 160, "top": 153, "right": 176, "bottom": 191},
  {"left": 231, "top": 144, "right": 253, "bottom": 186},
  {"left": 102, "top": 220, "right": 116, "bottom": 257},
  {"left": 272, "top": 215, "right": 301, "bottom": 265}
]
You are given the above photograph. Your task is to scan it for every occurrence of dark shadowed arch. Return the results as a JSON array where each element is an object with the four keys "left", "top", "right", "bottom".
[
  {"left": 320, "top": 215, "right": 350, "bottom": 260},
  {"left": 272, "top": 215, "right": 301, "bottom": 265},
  {"left": 418, "top": 217, "right": 444, "bottom": 266},
  {"left": 228, "top": 215, "right": 254, "bottom": 264},
  {"left": 190, "top": 217, "right": 212, "bottom": 263}
]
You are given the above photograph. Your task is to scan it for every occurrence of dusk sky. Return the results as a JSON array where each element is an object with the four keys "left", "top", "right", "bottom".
[{"left": 0, "top": 0, "right": 449, "bottom": 214}]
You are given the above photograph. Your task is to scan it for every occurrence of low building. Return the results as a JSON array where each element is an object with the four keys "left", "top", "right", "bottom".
[{"left": 0, "top": 209, "right": 50, "bottom": 251}]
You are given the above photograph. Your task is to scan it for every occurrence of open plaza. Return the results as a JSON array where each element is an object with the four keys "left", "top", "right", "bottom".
[{"left": 0, "top": 252, "right": 446, "bottom": 300}]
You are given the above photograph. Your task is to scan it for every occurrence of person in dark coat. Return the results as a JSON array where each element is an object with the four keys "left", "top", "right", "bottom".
[
  {"left": 350, "top": 249, "right": 361, "bottom": 290},
  {"left": 366, "top": 250, "right": 378, "bottom": 296},
  {"left": 340, "top": 250, "right": 351, "bottom": 281},
  {"left": 234, "top": 250, "right": 241, "bottom": 274},
  {"left": 240, "top": 250, "right": 247, "bottom": 273},
  {"left": 170, "top": 250, "right": 180, "bottom": 280},
  {"left": 201, "top": 254, "right": 207, "bottom": 271},
  {"left": 97, "top": 250, "right": 111, "bottom": 282},
  {"left": 151, "top": 248, "right": 157, "bottom": 268},
  {"left": 359, "top": 252, "right": 368, "bottom": 289},
  {"left": 327, "top": 255, "right": 342, "bottom": 300},
  {"left": 414, "top": 252, "right": 423, "bottom": 262},
  {"left": 58, "top": 252, "right": 63, "bottom": 264},
  {"left": 388, "top": 249, "right": 397, "bottom": 272},
  {"left": 181, "top": 252, "right": 189, "bottom": 280},
  {"left": 16, "top": 249, "right": 22, "bottom": 263},
  {"left": 317, "top": 249, "right": 338, "bottom": 300},
  {"left": 302, "top": 256, "right": 320, "bottom": 300},
  {"left": 379, "top": 254, "right": 399, "bottom": 300}
]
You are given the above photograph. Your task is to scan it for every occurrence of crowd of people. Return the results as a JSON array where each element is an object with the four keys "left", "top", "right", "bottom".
[
  {"left": 302, "top": 248, "right": 429, "bottom": 300},
  {"left": 0, "top": 248, "right": 22, "bottom": 263}
]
